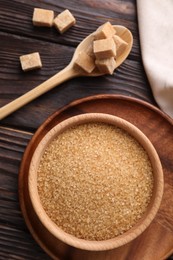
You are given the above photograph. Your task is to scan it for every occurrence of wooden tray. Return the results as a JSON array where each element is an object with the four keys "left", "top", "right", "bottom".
[{"left": 19, "top": 94, "right": 173, "bottom": 260}]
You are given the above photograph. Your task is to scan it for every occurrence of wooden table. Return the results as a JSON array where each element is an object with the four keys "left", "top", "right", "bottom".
[{"left": 0, "top": 0, "right": 173, "bottom": 259}]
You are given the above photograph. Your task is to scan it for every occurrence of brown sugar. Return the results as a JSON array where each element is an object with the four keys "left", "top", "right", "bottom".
[
  {"left": 19, "top": 52, "right": 42, "bottom": 71},
  {"left": 53, "top": 9, "right": 76, "bottom": 34},
  {"left": 95, "top": 57, "right": 116, "bottom": 74},
  {"left": 37, "top": 122, "right": 153, "bottom": 241},
  {"left": 94, "top": 21, "right": 116, "bottom": 40},
  {"left": 72, "top": 22, "right": 128, "bottom": 75},
  {"left": 93, "top": 38, "right": 116, "bottom": 59},
  {"left": 113, "top": 35, "right": 128, "bottom": 56},
  {"left": 74, "top": 51, "right": 95, "bottom": 73},
  {"left": 32, "top": 8, "right": 54, "bottom": 27}
]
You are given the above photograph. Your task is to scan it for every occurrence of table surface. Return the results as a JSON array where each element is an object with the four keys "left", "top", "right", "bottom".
[{"left": 0, "top": 0, "right": 172, "bottom": 259}]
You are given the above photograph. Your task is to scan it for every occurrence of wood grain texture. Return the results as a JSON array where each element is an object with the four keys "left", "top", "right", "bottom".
[
  {"left": 0, "top": 30, "right": 155, "bottom": 130},
  {"left": 0, "top": 0, "right": 136, "bottom": 45},
  {"left": 0, "top": 0, "right": 172, "bottom": 259},
  {"left": 0, "top": 25, "right": 133, "bottom": 120},
  {"left": 0, "top": 0, "right": 155, "bottom": 130},
  {"left": 0, "top": 127, "right": 50, "bottom": 259}
]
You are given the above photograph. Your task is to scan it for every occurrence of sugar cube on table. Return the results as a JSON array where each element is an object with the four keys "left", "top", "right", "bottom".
[
  {"left": 94, "top": 21, "right": 116, "bottom": 40},
  {"left": 95, "top": 57, "right": 116, "bottom": 75},
  {"left": 32, "top": 8, "right": 54, "bottom": 27},
  {"left": 20, "top": 52, "right": 42, "bottom": 72},
  {"left": 54, "top": 9, "right": 76, "bottom": 34},
  {"left": 93, "top": 38, "right": 116, "bottom": 59},
  {"left": 74, "top": 51, "right": 95, "bottom": 73}
]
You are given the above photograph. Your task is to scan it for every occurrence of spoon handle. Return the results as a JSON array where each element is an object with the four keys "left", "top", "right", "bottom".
[{"left": 0, "top": 65, "right": 78, "bottom": 120}]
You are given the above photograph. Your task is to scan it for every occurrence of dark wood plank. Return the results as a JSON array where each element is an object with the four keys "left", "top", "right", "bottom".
[
  {"left": 1, "top": 0, "right": 172, "bottom": 259},
  {"left": 0, "top": 0, "right": 137, "bottom": 47},
  {"left": 0, "top": 31, "right": 155, "bottom": 130},
  {"left": 0, "top": 127, "right": 50, "bottom": 259},
  {"left": 0, "top": 0, "right": 155, "bottom": 130}
]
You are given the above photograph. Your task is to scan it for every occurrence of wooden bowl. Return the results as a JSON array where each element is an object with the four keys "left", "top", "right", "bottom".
[{"left": 28, "top": 113, "right": 163, "bottom": 251}]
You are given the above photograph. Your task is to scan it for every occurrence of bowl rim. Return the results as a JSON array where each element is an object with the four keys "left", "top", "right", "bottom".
[{"left": 28, "top": 113, "right": 164, "bottom": 251}]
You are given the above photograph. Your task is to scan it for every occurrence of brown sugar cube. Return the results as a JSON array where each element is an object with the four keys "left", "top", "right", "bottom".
[
  {"left": 20, "top": 52, "right": 42, "bottom": 72},
  {"left": 32, "top": 8, "right": 54, "bottom": 27},
  {"left": 94, "top": 22, "right": 116, "bottom": 40},
  {"left": 95, "top": 57, "right": 116, "bottom": 75},
  {"left": 75, "top": 51, "right": 95, "bottom": 73},
  {"left": 93, "top": 38, "right": 116, "bottom": 59},
  {"left": 86, "top": 43, "right": 95, "bottom": 58},
  {"left": 54, "top": 9, "right": 76, "bottom": 34},
  {"left": 113, "top": 35, "right": 128, "bottom": 56}
]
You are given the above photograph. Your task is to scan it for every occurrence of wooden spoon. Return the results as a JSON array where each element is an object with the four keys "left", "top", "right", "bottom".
[{"left": 0, "top": 25, "right": 133, "bottom": 120}]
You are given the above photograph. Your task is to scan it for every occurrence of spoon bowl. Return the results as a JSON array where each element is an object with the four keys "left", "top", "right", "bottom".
[
  {"left": 71, "top": 25, "right": 133, "bottom": 76},
  {"left": 0, "top": 25, "right": 133, "bottom": 120}
]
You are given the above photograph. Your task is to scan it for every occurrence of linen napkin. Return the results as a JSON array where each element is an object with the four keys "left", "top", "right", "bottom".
[{"left": 137, "top": 0, "right": 173, "bottom": 118}]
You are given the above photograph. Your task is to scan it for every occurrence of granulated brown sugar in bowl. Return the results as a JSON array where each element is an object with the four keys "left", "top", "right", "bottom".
[{"left": 37, "top": 121, "right": 154, "bottom": 241}]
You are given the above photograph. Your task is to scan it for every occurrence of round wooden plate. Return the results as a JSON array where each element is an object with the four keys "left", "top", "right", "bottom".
[{"left": 19, "top": 94, "right": 173, "bottom": 260}]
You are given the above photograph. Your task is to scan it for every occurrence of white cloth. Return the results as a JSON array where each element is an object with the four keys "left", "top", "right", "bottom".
[{"left": 137, "top": 0, "right": 173, "bottom": 118}]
